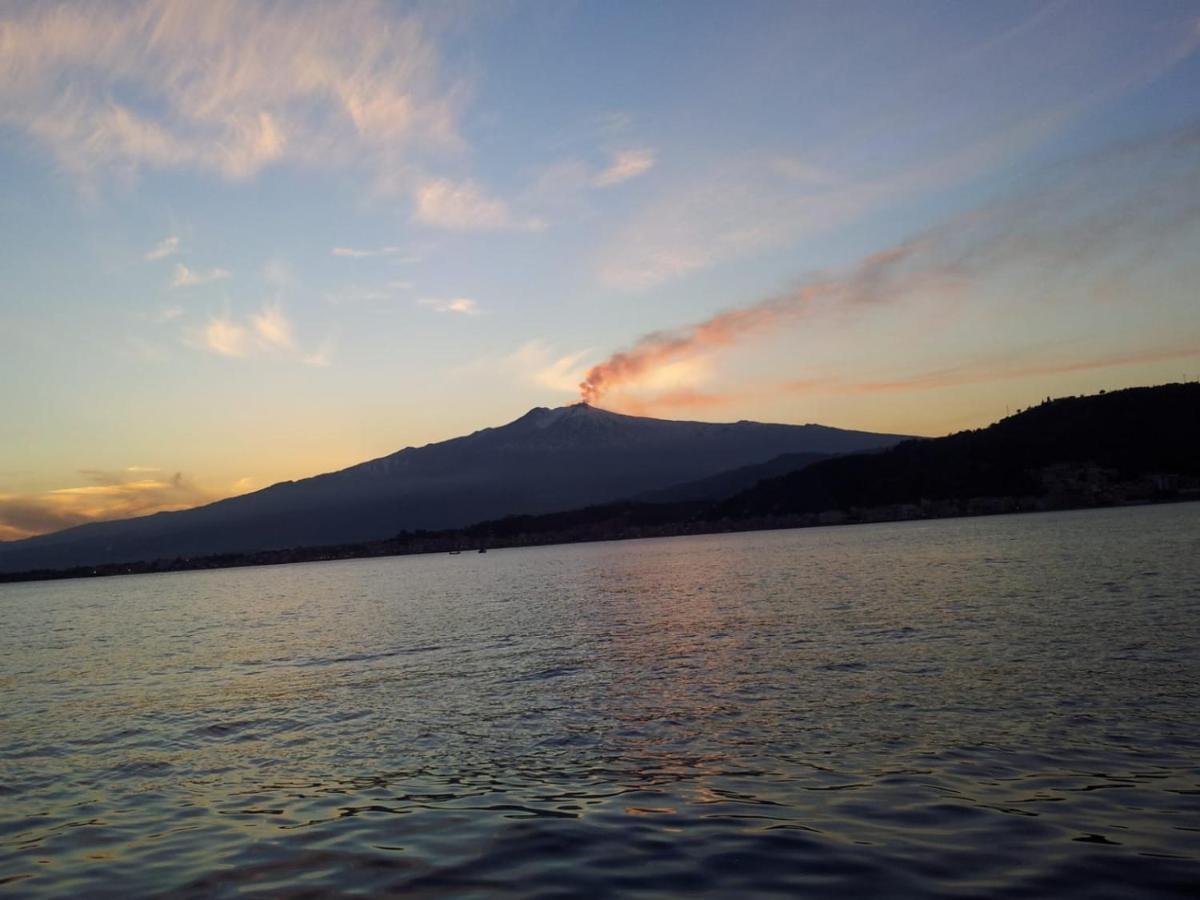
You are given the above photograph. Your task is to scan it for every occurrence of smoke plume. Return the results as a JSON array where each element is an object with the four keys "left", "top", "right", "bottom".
[
  {"left": 579, "top": 243, "right": 925, "bottom": 404},
  {"left": 580, "top": 124, "right": 1200, "bottom": 407}
]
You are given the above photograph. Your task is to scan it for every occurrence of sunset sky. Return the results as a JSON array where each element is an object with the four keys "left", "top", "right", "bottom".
[{"left": 2, "top": 0, "right": 1199, "bottom": 539}]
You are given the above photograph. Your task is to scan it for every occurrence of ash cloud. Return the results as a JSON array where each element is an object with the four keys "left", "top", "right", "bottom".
[{"left": 580, "top": 124, "right": 1200, "bottom": 408}]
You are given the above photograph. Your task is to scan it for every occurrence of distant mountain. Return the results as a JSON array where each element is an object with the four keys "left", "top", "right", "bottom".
[
  {"left": 720, "top": 383, "right": 1200, "bottom": 518},
  {"left": 0, "top": 404, "right": 905, "bottom": 573},
  {"left": 6, "top": 385, "right": 1197, "bottom": 584},
  {"left": 633, "top": 451, "right": 836, "bottom": 503}
]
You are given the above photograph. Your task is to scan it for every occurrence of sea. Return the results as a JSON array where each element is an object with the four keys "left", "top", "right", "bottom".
[{"left": 1, "top": 502, "right": 1198, "bottom": 897}]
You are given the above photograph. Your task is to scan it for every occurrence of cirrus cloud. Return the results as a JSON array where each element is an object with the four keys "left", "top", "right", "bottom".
[
  {"left": 594, "top": 6, "right": 1199, "bottom": 291},
  {"left": 144, "top": 234, "right": 180, "bottom": 261},
  {"left": 331, "top": 245, "right": 418, "bottom": 260},
  {"left": 0, "top": 0, "right": 463, "bottom": 184},
  {"left": 413, "top": 178, "right": 541, "bottom": 231},
  {"left": 593, "top": 148, "right": 656, "bottom": 187},
  {"left": 171, "top": 262, "right": 230, "bottom": 288},
  {"left": 418, "top": 296, "right": 479, "bottom": 315}
]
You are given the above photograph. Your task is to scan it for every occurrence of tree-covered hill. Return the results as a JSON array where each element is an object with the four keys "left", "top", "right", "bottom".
[{"left": 719, "top": 383, "right": 1200, "bottom": 518}]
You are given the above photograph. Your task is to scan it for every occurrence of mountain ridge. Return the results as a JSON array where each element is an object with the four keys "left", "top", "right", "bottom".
[
  {"left": 6, "top": 384, "right": 1194, "bottom": 585},
  {"left": 0, "top": 404, "right": 906, "bottom": 573}
]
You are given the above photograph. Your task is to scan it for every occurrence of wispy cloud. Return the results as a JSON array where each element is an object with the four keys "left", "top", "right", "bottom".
[
  {"left": 595, "top": 166, "right": 883, "bottom": 291},
  {"left": 331, "top": 245, "right": 417, "bottom": 260},
  {"left": 250, "top": 302, "right": 295, "bottom": 349},
  {"left": 418, "top": 297, "right": 479, "bottom": 315},
  {"left": 446, "top": 339, "right": 591, "bottom": 393},
  {"left": 119, "top": 335, "right": 170, "bottom": 364},
  {"left": 231, "top": 476, "right": 256, "bottom": 494},
  {"left": 0, "top": 1, "right": 463, "bottom": 185},
  {"left": 172, "top": 263, "right": 230, "bottom": 288},
  {"left": 781, "top": 347, "right": 1200, "bottom": 398},
  {"left": 413, "top": 178, "right": 540, "bottom": 231},
  {"left": 324, "top": 286, "right": 393, "bottom": 305},
  {"left": 595, "top": 8, "right": 1200, "bottom": 291},
  {"left": 301, "top": 342, "right": 334, "bottom": 368},
  {"left": 525, "top": 145, "right": 657, "bottom": 215},
  {"left": 508, "top": 342, "right": 594, "bottom": 393},
  {"left": 144, "top": 235, "right": 180, "bottom": 261},
  {"left": 202, "top": 317, "right": 249, "bottom": 357},
  {"left": 593, "top": 148, "right": 656, "bottom": 187},
  {"left": 196, "top": 301, "right": 328, "bottom": 365},
  {"left": 770, "top": 158, "right": 834, "bottom": 185},
  {"left": 0, "top": 469, "right": 221, "bottom": 541},
  {"left": 261, "top": 258, "right": 295, "bottom": 289}
]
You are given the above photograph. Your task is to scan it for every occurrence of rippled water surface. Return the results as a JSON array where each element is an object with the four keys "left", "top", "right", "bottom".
[{"left": 2, "top": 503, "right": 1199, "bottom": 897}]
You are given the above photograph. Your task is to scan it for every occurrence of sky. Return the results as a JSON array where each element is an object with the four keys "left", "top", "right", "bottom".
[{"left": 1, "top": 0, "right": 1199, "bottom": 540}]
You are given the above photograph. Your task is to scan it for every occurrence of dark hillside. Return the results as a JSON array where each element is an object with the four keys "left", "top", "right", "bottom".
[
  {"left": 720, "top": 383, "right": 1200, "bottom": 518},
  {"left": 4, "top": 384, "right": 1196, "bottom": 583}
]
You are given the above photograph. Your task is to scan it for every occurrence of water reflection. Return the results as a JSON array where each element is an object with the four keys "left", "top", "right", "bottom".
[{"left": 1, "top": 504, "right": 1198, "bottom": 896}]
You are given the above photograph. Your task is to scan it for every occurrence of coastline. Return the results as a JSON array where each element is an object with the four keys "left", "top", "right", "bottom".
[{"left": 3, "top": 494, "right": 1195, "bottom": 586}]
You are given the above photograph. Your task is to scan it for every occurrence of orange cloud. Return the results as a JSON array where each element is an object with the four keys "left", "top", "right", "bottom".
[{"left": 0, "top": 470, "right": 222, "bottom": 541}]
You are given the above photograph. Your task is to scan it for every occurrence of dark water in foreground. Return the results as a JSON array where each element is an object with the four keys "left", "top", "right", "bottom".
[{"left": 2, "top": 504, "right": 1198, "bottom": 897}]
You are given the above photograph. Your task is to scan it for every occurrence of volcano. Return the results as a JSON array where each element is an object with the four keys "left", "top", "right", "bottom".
[{"left": 0, "top": 404, "right": 908, "bottom": 573}]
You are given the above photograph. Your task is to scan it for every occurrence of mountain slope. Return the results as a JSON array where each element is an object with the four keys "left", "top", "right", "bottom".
[
  {"left": 632, "top": 451, "right": 836, "bottom": 503},
  {"left": 719, "top": 383, "right": 1200, "bottom": 518},
  {"left": 0, "top": 404, "right": 906, "bottom": 572}
]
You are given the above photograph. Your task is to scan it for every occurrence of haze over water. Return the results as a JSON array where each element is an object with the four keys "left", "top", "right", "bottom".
[{"left": 2, "top": 503, "right": 1198, "bottom": 897}]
